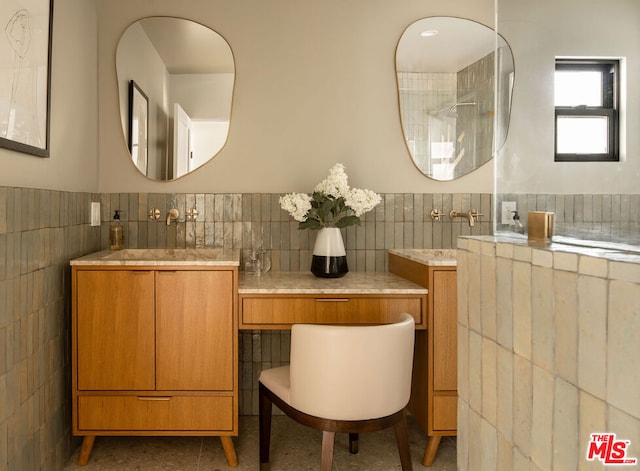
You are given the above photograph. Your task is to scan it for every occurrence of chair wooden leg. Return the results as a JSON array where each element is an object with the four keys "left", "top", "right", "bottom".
[
  {"left": 321, "top": 431, "right": 336, "bottom": 471},
  {"left": 349, "top": 433, "right": 359, "bottom": 454},
  {"left": 422, "top": 435, "right": 441, "bottom": 467},
  {"left": 394, "top": 412, "right": 413, "bottom": 471},
  {"left": 259, "top": 384, "right": 273, "bottom": 464}
]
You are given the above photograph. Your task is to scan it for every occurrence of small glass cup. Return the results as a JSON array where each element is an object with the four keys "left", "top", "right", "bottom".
[{"left": 244, "top": 250, "right": 262, "bottom": 276}]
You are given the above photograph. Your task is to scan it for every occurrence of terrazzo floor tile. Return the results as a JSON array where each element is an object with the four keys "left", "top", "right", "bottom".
[{"left": 64, "top": 415, "right": 457, "bottom": 470}]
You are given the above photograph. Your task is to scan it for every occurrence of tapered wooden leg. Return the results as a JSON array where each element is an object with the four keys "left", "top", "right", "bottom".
[
  {"left": 321, "top": 431, "right": 336, "bottom": 471},
  {"left": 422, "top": 435, "right": 442, "bottom": 466},
  {"left": 259, "top": 384, "right": 273, "bottom": 463},
  {"left": 220, "top": 436, "right": 238, "bottom": 467},
  {"left": 77, "top": 435, "right": 96, "bottom": 465},
  {"left": 394, "top": 413, "right": 413, "bottom": 471},
  {"left": 349, "top": 433, "right": 359, "bottom": 454}
]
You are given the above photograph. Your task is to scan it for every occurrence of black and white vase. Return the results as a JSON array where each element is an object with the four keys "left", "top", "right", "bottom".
[{"left": 310, "top": 227, "right": 348, "bottom": 278}]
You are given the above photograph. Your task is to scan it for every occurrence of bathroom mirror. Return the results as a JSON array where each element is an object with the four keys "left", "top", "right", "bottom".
[
  {"left": 116, "top": 17, "right": 235, "bottom": 180},
  {"left": 396, "top": 17, "right": 514, "bottom": 181}
]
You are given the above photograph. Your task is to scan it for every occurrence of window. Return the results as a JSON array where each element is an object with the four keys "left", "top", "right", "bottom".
[{"left": 554, "top": 59, "right": 619, "bottom": 162}]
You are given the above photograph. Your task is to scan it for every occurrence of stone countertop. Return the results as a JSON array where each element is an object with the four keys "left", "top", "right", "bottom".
[
  {"left": 388, "top": 248, "right": 457, "bottom": 266},
  {"left": 238, "top": 271, "right": 428, "bottom": 294},
  {"left": 70, "top": 248, "right": 240, "bottom": 266}
]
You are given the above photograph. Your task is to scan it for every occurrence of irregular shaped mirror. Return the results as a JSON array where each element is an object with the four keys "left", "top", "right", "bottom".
[
  {"left": 116, "top": 17, "right": 235, "bottom": 180},
  {"left": 396, "top": 17, "right": 514, "bottom": 181}
]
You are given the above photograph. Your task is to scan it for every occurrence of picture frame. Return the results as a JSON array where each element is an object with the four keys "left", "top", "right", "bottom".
[
  {"left": 0, "top": 0, "right": 54, "bottom": 157},
  {"left": 128, "top": 80, "right": 149, "bottom": 175}
]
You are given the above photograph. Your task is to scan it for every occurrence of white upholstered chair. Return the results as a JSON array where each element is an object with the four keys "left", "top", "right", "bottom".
[{"left": 258, "top": 313, "right": 416, "bottom": 471}]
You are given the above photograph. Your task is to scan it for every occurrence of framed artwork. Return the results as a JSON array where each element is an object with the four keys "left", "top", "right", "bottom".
[
  {"left": 128, "top": 80, "right": 148, "bottom": 175},
  {"left": 0, "top": 0, "right": 54, "bottom": 157}
]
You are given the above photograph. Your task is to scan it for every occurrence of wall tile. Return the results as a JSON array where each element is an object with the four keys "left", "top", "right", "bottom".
[
  {"left": 531, "top": 366, "right": 554, "bottom": 470},
  {"left": 578, "top": 392, "right": 606, "bottom": 471},
  {"left": 577, "top": 276, "right": 607, "bottom": 399},
  {"left": 481, "top": 253, "right": 497, "bottom": 340},
  {"left": 469, "top": 330, "right": 483, "bottom": 412},
  {"left": 513, "top": 261, "right": 532, "bottom": 360},
  {"left": 496, "top": 345, "right": 513, "bottom": 441},
  {"left": 554, "top": 270, "right": 578, "bottom": 385},
  {"left": 512, "top": 354, "right": 533, "bottom": 456},
  {"left": 532, "top": 266, "right": 554, "bottom": 371},
  {"left": 496, "top": 257, "right": 513, "bottom": 348},
  {"left": 578, "top": 256, "right": 608, "bottom": 278},
  {"left": 481, "top": 419, "right": 498, "bottom": 471},
  {"left": 607, "top": 280, "right": 640, "bottom": 419},
  {"left": 482, "top": 338, "right": 497, "bottom": 424},
  {"left": 552, "top": 378, "right": 579, "bottom": 471},
  {"left": 458, "top": 325, "right": 470, "bottom": 403}
]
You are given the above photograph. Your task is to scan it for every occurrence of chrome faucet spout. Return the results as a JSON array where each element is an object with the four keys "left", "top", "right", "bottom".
[{"left": 166, "top": 208, "right": 179, "bottom": 226}]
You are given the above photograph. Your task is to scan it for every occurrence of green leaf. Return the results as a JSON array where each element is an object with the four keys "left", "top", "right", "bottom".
[
  {"left": 335, "top": 215, "right": 360, "bottom": 228},
  {"left": 298, "top": 219, "right": 324, "bottom": 230}
]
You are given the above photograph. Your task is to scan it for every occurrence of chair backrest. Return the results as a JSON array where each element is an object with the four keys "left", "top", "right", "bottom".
[{"left": 289, "top": 313, "right": 415, "bottom": 421}]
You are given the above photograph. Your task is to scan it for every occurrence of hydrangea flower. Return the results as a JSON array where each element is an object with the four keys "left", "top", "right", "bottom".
[
  {"left": 278, "top": 193, "right": 312, "bottom": 222},
  {"left": 280, "top": 163, "right": 381, "bottom": 230}
]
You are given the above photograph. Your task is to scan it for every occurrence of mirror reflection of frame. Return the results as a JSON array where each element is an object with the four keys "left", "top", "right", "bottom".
[
  {"left": 396, "top": 17, "right": 514, "bottom": 181},
  {"left": 116, "top": 17, "right": 235, "bottom": 181},
  {"left": 128, "top": 80, "right": 149, "bottom": 175}
]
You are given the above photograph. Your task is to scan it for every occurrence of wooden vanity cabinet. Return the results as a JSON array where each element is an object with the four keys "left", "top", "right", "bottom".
[
  {"left": 388, "top": 253, "right": 457, "bottom": 467},
  {"left": 72, "top": 266, "right": 238, "bottom": 466}
]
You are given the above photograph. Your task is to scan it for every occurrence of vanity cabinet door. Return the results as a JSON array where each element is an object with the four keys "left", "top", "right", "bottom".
[
  {"left": 155, "top": 270, "right": 234, "bottom": 391},
  {"left": 432, "top": 269, "right": 457, "bottom": 391},
  {"left": 76, "top": 270, "right": 155, "bottom": 391}
]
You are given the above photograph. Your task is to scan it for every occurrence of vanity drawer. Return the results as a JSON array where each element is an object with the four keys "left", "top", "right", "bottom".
[
  {"left": 240, "top": 295, "right": 425, "bottom": 329},
  {"left": 77, "top": 395, "right": 234, "bottom": 432}
]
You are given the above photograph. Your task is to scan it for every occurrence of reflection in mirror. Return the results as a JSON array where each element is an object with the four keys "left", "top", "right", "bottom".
[
  {"left": 396, "top": 17, "right": 514, "bottom": 181},
  {"left": 117, "top": 17, "right": 235, "bottom": 180}
]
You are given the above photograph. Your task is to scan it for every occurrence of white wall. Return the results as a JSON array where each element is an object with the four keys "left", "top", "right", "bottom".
[
  {"left": 97, "top": 0, "right": 496, "bottom": 193},
  {"left": 497, "top": 0, "right": 640, "bottom": 194},
  {"left": 0, "top": 0, "right": 98, "bottom": 192}
]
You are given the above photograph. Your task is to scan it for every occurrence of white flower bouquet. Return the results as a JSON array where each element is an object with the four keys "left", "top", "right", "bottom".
[{"left": 279, "top": 164, "right": 382, "bottom": 230}]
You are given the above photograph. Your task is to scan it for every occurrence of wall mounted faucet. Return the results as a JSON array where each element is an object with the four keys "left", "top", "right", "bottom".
[
  {"left": 449, "top": 209, "right": 483, "bottom": 227},
  {"left": 166, "top": 208, "right": 179, "bottom": 226}
]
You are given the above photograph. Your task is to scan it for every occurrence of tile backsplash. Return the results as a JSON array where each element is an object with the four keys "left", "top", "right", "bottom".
[{"left": 101, "top": 192, "right": 493, "bottom": 272}]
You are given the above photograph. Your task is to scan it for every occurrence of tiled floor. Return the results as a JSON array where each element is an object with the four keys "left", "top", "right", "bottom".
[{"left": 64, "top": 415, "right": 457, "bottom": 470}]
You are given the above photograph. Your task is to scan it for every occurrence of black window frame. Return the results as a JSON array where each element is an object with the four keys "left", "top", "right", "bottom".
[{"left": 554, "top": 59, "right": 620, "bottom": 162}]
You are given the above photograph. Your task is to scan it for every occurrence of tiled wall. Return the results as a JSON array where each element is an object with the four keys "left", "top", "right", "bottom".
[
  {"left": 456, "top": 236, "right": 640, "bottom": 470},
  {"left": 0, "top": 187, "right": 101, "bottom": 470},
  {"left": 101, "top": 192, "right": 494, "bottom": 269},
  {"left": 496, "top": 193, "right": 640, "bottom": 245}
]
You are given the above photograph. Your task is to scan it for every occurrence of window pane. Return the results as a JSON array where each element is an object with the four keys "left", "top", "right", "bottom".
[
  {"left": 555, "top": 71, "right": 602, "bottom": 106},
  {"left": 557, "top": 116, "right": 608, "bottom": 154}
]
